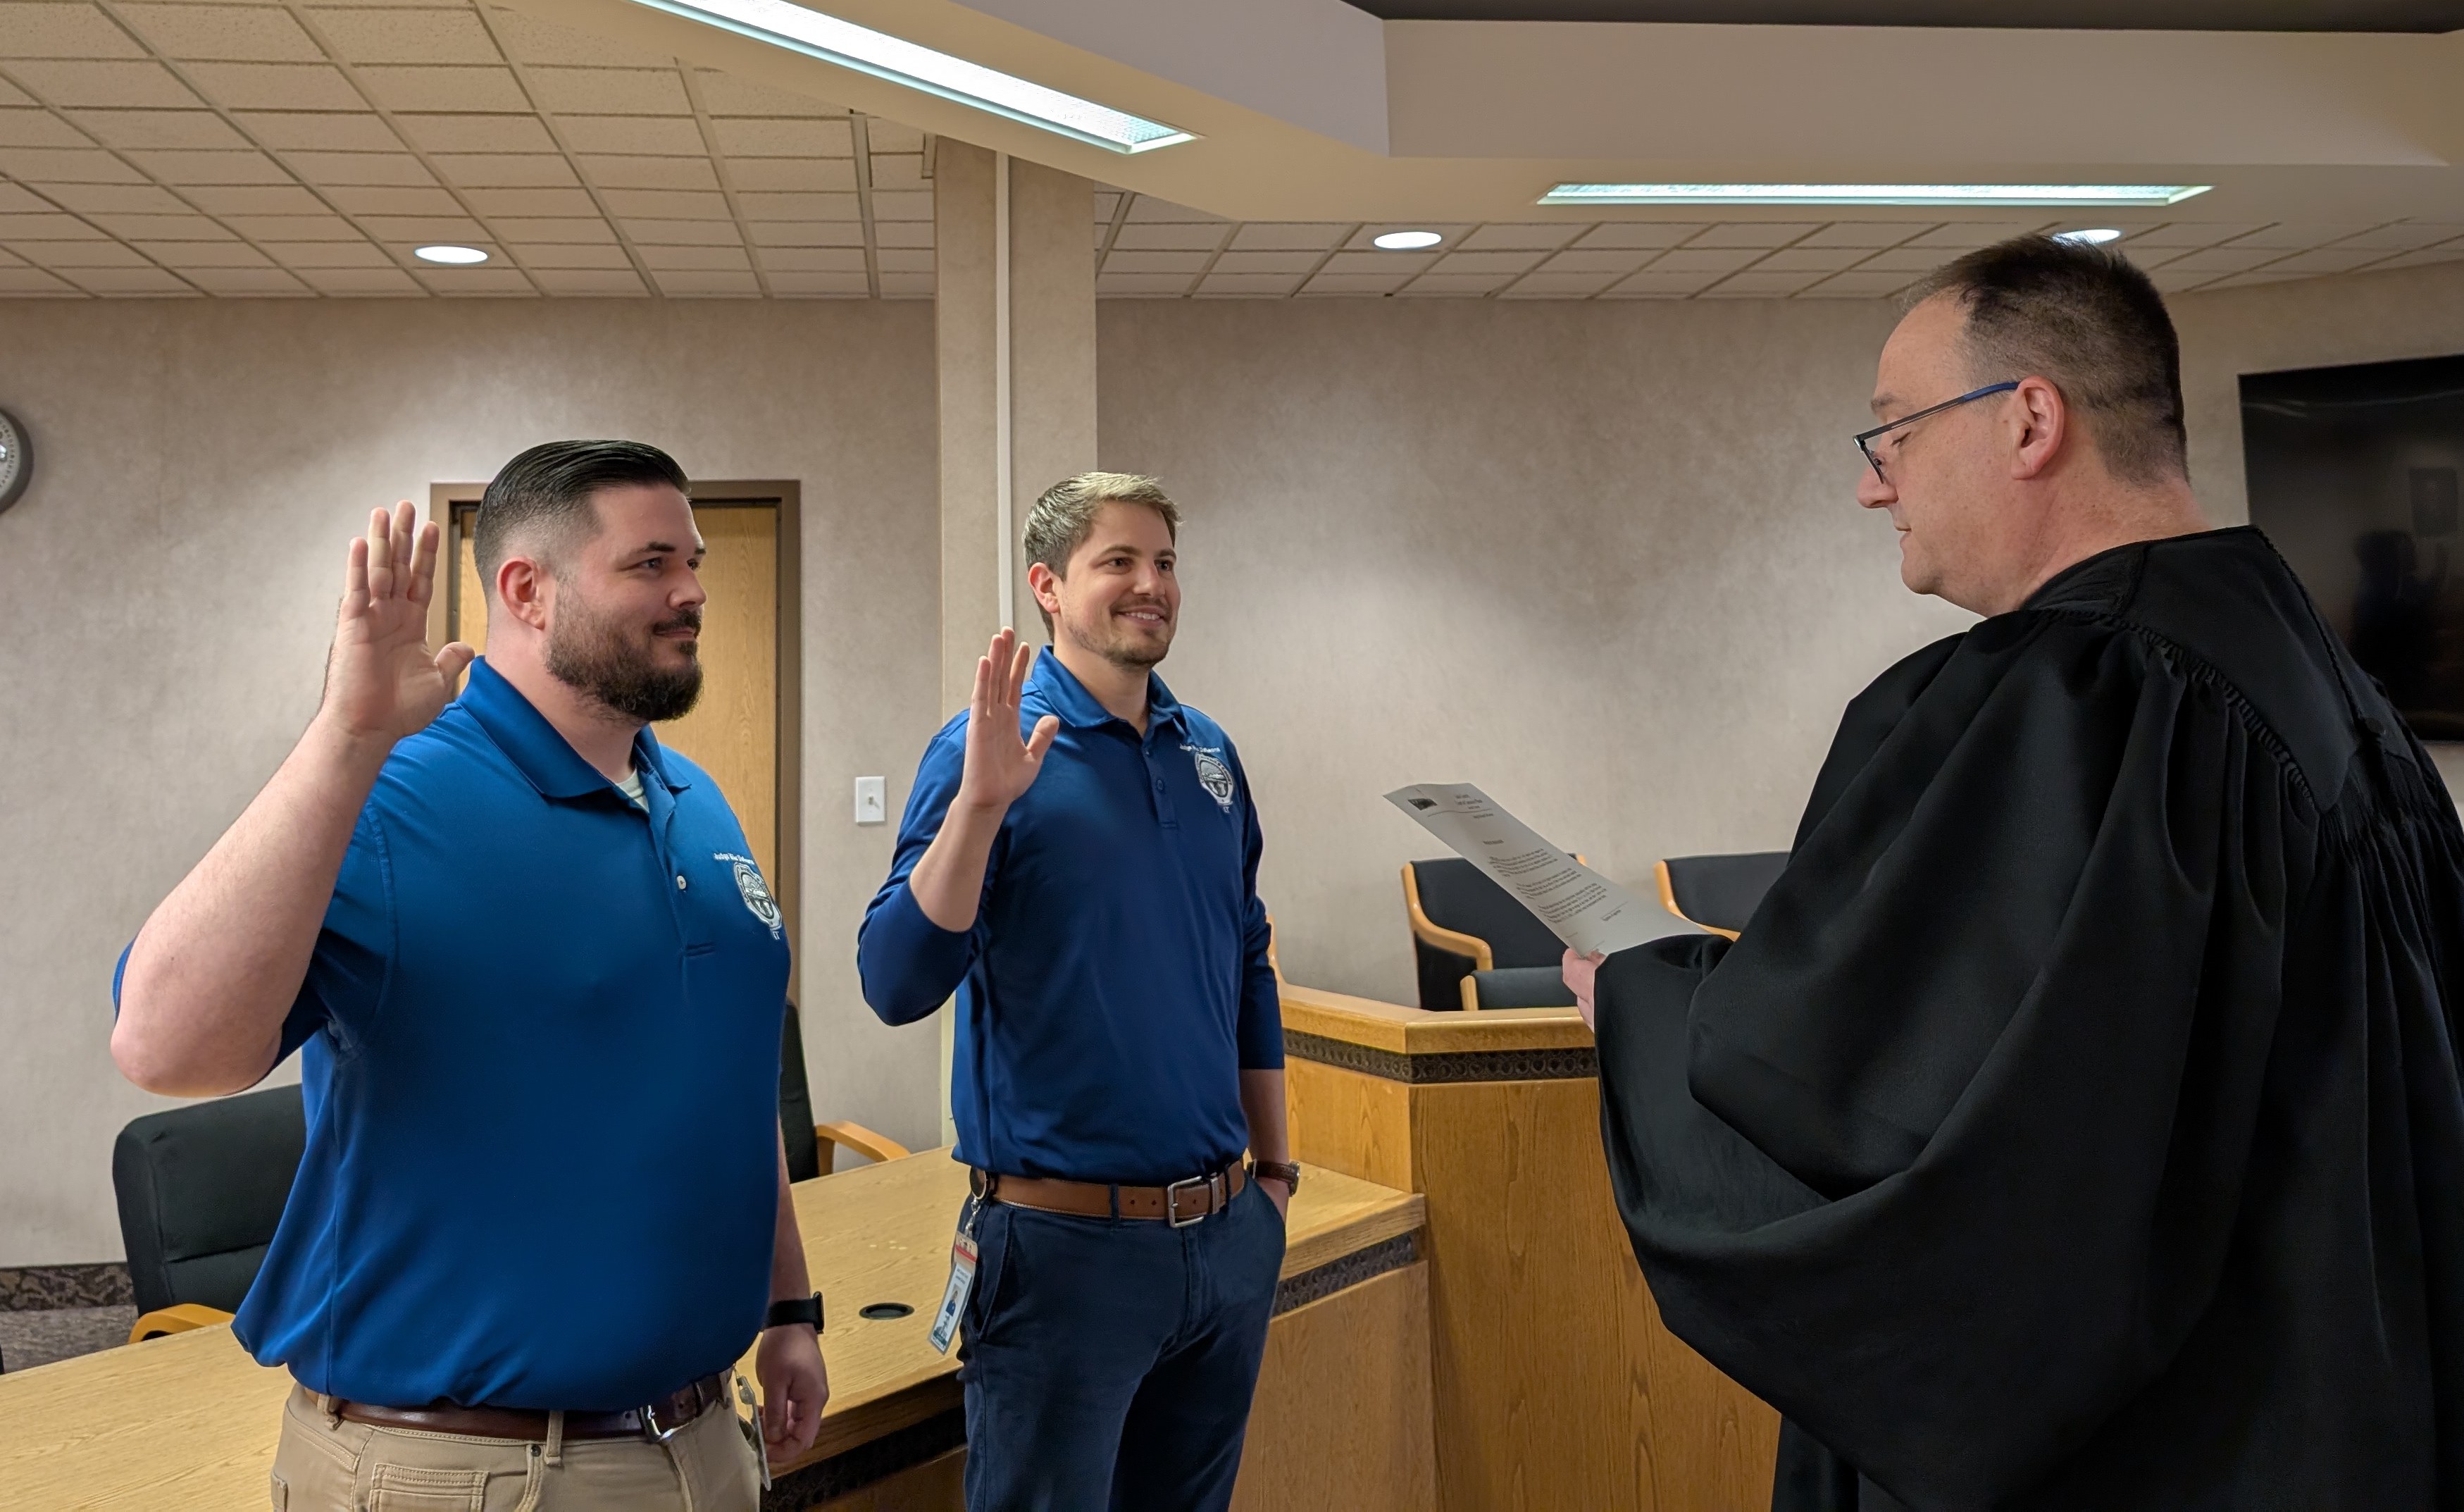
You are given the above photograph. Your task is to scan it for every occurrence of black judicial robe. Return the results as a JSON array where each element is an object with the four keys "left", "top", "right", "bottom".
[{"left": 1594, "top": 526, "right": 2464, "bottom": 1511}]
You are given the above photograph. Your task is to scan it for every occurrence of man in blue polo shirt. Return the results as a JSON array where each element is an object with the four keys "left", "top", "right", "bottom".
[
  {"left": 111, "top": 442, "right": 825, "bottom": 1511},
  {"left": 859, "top": 471, "right": 1297, "bottom": 1511}
]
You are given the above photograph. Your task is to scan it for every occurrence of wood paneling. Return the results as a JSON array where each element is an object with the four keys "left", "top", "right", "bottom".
[
  {"left": 1233, "top": 1264, "right": 1437, "bottom": 1512},
  {"left": 1288, "top": 1053, "right": 1416, "bottom": 1191},
  {"left": 814, "top": 1449, "right": 967, "bottom": 1511}
]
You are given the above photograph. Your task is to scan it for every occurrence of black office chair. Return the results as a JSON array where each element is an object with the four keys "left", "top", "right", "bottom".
[
  {"left": 779, "top": 1000, "right": 909, "bottom": 1182},
  {"left": 1655, "top": 852, "right": 1790, "bottom": 938},
  {"left": 1402, "top": 857, "right": 1579, "bottom": 1012},
  {"left": 113, "top": 1082, "right": 305, "bottom": 1343}
]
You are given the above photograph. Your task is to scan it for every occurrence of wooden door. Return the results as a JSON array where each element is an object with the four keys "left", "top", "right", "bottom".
[{"left": 434, "top": 485, "right": 803, "bottom": 983}]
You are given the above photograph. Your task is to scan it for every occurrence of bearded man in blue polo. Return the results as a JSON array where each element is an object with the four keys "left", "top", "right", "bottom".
[{"left": 859, "top": 471, "right": 1299, "bottom": 1511}]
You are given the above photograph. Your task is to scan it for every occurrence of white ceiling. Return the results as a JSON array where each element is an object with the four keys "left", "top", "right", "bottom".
[{"left": 4, "top": 0, "right": 2462, "bottom": 299}]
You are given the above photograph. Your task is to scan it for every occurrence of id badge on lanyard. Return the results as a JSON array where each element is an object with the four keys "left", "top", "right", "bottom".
[{"left": 928, "top": 1198, "right": 984, "bottom": 1355}]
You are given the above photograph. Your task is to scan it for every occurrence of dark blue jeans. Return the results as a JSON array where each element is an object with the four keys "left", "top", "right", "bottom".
[{"left": 957, "top": 1179, "right": 1286, "bottom": 1511}]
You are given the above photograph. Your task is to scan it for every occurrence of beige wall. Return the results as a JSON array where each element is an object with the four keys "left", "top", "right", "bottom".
[
  {"left": 0, "top": 298, "right": 945, "bottom": 1268},
  {"left": 1096, "top": 258, "right": 2464, "bottom": 1008}
]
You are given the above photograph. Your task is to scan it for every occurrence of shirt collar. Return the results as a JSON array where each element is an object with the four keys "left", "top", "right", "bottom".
[
  {"left": 459, "top": 657, "right": 686, "bottom": 801},
  {"left": 1028, "top": 646, "right": 1185, "bottom": 734}
]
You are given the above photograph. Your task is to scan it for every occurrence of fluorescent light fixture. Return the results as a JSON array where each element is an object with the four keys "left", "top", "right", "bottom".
[
  {"left": 1372, "top": 230, "right": 1444, "bottom": 250},
  {"left": 1538, "top": 183, "right": 2211, "bottom": 208},
  {"left": 414, "top": 244, "right": 489, "bottom": 264},
  {"left": 2055, "top": 228, "right": 2124, "bottom": 245},
  {"left": 618, "top": 0, "right": 1195, "bottom": 154}
]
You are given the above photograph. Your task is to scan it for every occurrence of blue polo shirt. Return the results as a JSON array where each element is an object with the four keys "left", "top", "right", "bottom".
[
  {"left": 113, "top": 659, "right": 791, "bottom": 1411},
  {"left": 857, "top": 651, "right": 1282, "bottom": 1186}
]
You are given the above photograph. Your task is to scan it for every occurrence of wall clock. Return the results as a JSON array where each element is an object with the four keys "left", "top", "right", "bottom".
[{"left": 0, "top": 409, "right": 28, "bottom": 516}]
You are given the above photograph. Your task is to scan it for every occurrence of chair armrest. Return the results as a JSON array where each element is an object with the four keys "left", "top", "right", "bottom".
[
  {"left": 1654, "top": 859, "right": 1741, "bottom": 941},
  {"left": 129, "top": 1304, "right": 235, "bottom": 1344},
  {"left": 814, "top": 1120, "right": 911, "bottom": 1174},
  {"left": 1402, "top": 865, "right": 1495, "bottom": 969}
]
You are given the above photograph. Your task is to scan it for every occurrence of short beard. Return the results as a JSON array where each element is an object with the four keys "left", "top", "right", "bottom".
[
  {"left": 1064, "top": 607, "right": 1171, "bottom": 671},
  {"left": 545, "top": 583, "right": 704, "bottom": 723}
]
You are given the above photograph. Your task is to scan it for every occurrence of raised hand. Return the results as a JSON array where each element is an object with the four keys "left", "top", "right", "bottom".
[
  {"left": 317, "top": 501, "right": 475, "bottom": 749},
  {"left": 955, "top": 628, "right": 1060, "bottom": 816}
]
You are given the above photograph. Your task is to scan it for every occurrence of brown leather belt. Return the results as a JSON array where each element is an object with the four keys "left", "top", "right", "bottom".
[
  {"left": 971, "top": 1160, "right": 1247, "bottom": 1226},
  {"left": 334, "top": 1370, "right": 731, "bottom": 1442}
]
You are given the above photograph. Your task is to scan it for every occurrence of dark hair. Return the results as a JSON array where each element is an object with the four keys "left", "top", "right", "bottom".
[
  {"left": 1903, "top": 235, "right": 2187, "bottom": 486},
  {"left": 474, "top": 440, "right": 689, "bottom": 588}
]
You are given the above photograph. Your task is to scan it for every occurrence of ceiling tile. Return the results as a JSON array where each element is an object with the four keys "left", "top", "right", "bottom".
[
  {"left": 182, "top": 62, "right": 366, "bottom": 111},
  {"left": 765, "top": 271, "right": 866, "bottom": 297},
  {"left": 0, "top": 266, "right": 81, "bottom": 293},
  {"left": 139, "top": 239, "right": 270, "bottom": 266},
  {"left": 119, "top": 5, "right": 321, "bottom": 61},
  {"left": 2, "top": 147, "right": 146, "bottom": 180},
  {"left": 309, "top": 8, "right": 500, "bottom": 64},
  {"left": 1094, "top": 273, "right": 1189, "bottom": 297},
  {"left": 2162, "top": 247, "right": 2282, "bottom": 273},
  {"left": 186, "top": 266, "right": 311, "bottom": 293},
  {"left": 1542, "top": 249, "right": 1650, "bottom": 274},
  {"left": 866, "top": 152, "right": 925, "bottom": 191},
  {"left": 873, "top": 273, "right": 933, "bottom": 297},
  {"left": 63, "top": 266, "right": 197, "bottom": 293},
  {"left": 10, "top": 61, "right": 202, "bottom": 109},
  {"left": 1499, "top": 271, "right": 1620, "bottom": 297},
  {"left": 555, "top": 113, "right": 702, "bottom": 155},
  {"left": 1112, "top": 223, "right": 1224, "bottom": 252},
  {"left": 2260, "top": 247, "right": 2389, "bottom": 275},
  {"left": 1686, "top": 222, "right": 1819, "bottom": 249},
  {"left": 227, "top": 213, "right": 359, "bottom": 239},
  {"left": 285, "top": 151, "right": 433, "bottom": 185},
  {"left": 1226, "top": 223, "right": 1344, "bottom": 252},
  {"left": 1104, "top": 249, "right": 1205, "bottom": 275},
  {"left": 579, "top": 154, "right": 716, "bottom": 190},
  {"left": 1574, "top": 223, "right": 1704, "bottom": 249},
  {"left": 1319, "top": 249, "right": 1432, "bottom": 275},
  {"left": 354, "top": 66, "right": 527, "bottom": 113},
  {"left": 262, "top": 240, "right": 389, "bottom": 266},
  {"left": 1904, "top": 221, "right": 2042, "bottom": 248},
  {"left": 734, "top": 190, "right": 854, "bottom": 221},
  {"left": 394, "top": 113, "right": 553, "bottom": 152},
  {"left": 876, "top": 247, "right": 931, "bottom": 273},
  {"left": 485, "top": 8, "right": 661, "bottom": 68},
  {"left": 16, "top": 238, "right": 146, "bottom": 266},
  {"left": 0, "top": 184, "right": 55, "bottom": 211},
  {"left": 600, "top": 187, "right": 723, "bottom": 218},
  {"left": 873, "top": 220, "right": 929, "bottom": 248},
  {"left": 321, "top": 183, "right": 454, "bottom": 213},
  {"left": 1124, "top": 194, "right": 1222, "bottom": 224},
  {"left": 2370, "top": 244, "right": 2464, "bottom": 269},
  {"left": 486, "top": 213, "right": 613, "bottom": 240},
  {"left": 1855, "top": 247, "right": 1962, "bottom": 273},
  {"left": 461, "top": 186, "right": 593, "bottom": 215},
  {"left": 1397, "top": 273, "right": 1508, "bottom": 297},
  {"left": 2226, "top": 222, "right": 2377, "bottom": 251},
  {"left": 432, "top": 153, "right": 575, "bottom": 187},
  {"left": 707, "top": 116, "right": 849, "bottom": 156},
  {"left": 0, "top": 81, "right": 30, "bottom": 107},
  {"left": 526, "top": 67, "right": 687, "bottom": 116},
  {"left": 0, "top": 4, "right": 150, "bottom": 58},
  {"left": 531, "top": 268, "right": 647, "bottom": 295},
  {"left": 1460, "top": 223, "right": 1581, "bottom": 252},
  {"left": 354, "top": 213, "right": 478, "bottom": 237},
  {"left": 0, "top": 211, "right": 101, "bottom": 236},
  {"left": 2201, "top": 269, "right": 2310, "bottom": 291},
  {"left": 413, "top": 264, "right": 534, "bottom": 294},
  {"left": 2334, "top": 222, "right": 2464, "bottom": 252},
  {"left": 1195, "top": 273, "right": 1302, "bottom": 297},
  {"left": 130, "top": 148, "right": 293, "bottom": 183},
  {"left": 638, "top": 243, "right": 747, "bottom": 271},
  {"left": 1800, "top": 271, "right": 1912, "bottom": 297},
  {"left": 298, "top": 266, "right": 423, "bottom": 295},
  {"left": 618, "top": 216, "right": 736, "bottom": 245},
  {"left": 92, "top": 213, "right": 229, "bottom": 237},
  {"left": 1600, "top": 270, "right": 1720, "bottom": 297},
  {"left": 745, "top": 220, "right": 861, "bottom": 248},
  {"left": 1300, "top": 272, "right": 1410, "bottom": 295},
  {"left": 652, "top": 269, "right": 758, "bottom": 296},
  {"left": 68, "top": 109, "right": 245, "bottom": 149},
  {"left": 1753, "top": 246, "right": 1867, "bottom": 273},
  {"left": 725, "top": 158, "right": 854, "bottom": 192},
  {"left": 1210, "top": 250, "right": 1319, "bottom": 275},
  {"left": 1702, "top": 269, "right": 1827, "bottom": 297},
  {"left": 1431, "top": 249, "right": 1545, "bottom": 274},
  {"left": 1646, "top": 247, "right": 1761, "bottom": 274},
  {"left": 754, "top": 245, "right": 862, "bottom": 272},
  {"left": 229, "top": 111, "right": 394, "bottom": 152},
  {"left": 0, "top": 111, "right": 94, "bottom": 149},
  {"left": 2119, "top": 222, "right": 2267, "bottom": 248},
  {"left": 869, "top": 189, "right": 931, "bottom": 222},
  {"left": 1797, "top": 222, "right": 1928, "bottom": 249},
  {"left": 508, "top": 241, "right": 629, "bottom": 268},
  {"left": 182, "top": 182, "right": 323, "bottom": 213},
  {"left": 42, "top": 182, "right": 189, "bottom": 213},
  {"left": 864, "top": 122, "right": 924, "bottom": 154}
]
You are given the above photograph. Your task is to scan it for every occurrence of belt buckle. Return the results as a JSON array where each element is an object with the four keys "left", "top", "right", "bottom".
[
  {"left": 1165, "top": 1173, "right": 1211, "bottom": 1228},
  {"left": 639, "top": 1390, "right": 690, "bottom": 1444}
]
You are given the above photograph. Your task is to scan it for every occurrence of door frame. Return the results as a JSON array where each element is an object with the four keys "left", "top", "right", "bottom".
[{"left": 427, "top": 481, "right": 805, "bottom": 1000}]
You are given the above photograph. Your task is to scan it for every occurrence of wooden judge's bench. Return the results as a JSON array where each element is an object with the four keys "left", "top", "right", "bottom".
[{"left": 0, "top": 981, "right": 1776, "bottom": 1511}]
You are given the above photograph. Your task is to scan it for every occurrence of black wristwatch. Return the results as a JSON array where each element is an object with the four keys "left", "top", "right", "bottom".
[{"left": 765, "top": 1292, "right": 823, "bottom": 1334}]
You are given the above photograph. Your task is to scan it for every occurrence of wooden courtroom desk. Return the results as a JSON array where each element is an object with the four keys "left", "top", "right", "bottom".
[
  {"left": 1281, "top": 981, "right": 1782, "bottom": 1512},
  {"left": 0, "top": 1150, "right": 1431, "bottom": 1512}
]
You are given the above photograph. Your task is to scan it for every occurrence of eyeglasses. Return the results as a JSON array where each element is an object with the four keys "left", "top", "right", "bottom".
[{"left": 1853, "top": 380, "right": 2020, "bottom": 485}]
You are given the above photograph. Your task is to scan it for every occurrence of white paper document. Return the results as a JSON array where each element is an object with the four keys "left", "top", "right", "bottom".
[{"left": 1385, "top": 783, "right": 1665, "bottom": 958}]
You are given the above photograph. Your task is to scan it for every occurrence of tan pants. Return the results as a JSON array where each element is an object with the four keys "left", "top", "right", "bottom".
[{"left": 269, "top": 1383, "right": 762, "bottom": 1512}]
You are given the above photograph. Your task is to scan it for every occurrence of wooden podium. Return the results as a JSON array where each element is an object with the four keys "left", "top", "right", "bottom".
[{"left": 1281, "top": 981, "right": 1780, "bottom": 1511}]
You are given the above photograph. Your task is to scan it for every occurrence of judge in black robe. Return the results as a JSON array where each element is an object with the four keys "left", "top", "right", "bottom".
[{"left": 1594, "top": 524, "right": 2464, "bottom": 1509}]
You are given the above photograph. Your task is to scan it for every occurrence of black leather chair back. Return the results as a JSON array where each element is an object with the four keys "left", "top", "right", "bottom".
[
  {"left": 1662, "top": 851, "right": 1790, "bottom": 936},
  {"left": 780, "top": 1000, "right": 821, "bottom": 1184},
  {"left": 1410, "top": 857, "right": 1569, "bottom": 1010},
  {"left": 113, "top": 1083, "right": 306, "bottom": 1317}
]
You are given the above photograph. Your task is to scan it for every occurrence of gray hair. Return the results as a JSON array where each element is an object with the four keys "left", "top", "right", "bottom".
[{"left": 1022, "top": 471, "right": 1181, "bottom": 630}]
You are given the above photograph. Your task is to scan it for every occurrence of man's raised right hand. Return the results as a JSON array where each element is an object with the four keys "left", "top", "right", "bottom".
[
  {"left": 956, "top": 627, "right": 1059, "bottom": 815},
  {"left": 318, "top": 502, "right": 475, "bottom": 750}
]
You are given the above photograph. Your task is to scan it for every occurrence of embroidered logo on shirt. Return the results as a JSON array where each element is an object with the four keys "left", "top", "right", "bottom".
[
  {"left": 1183, "top": 745, "right": 1237, "bottom": 812},
  {"left": 715, "top": 851, "right": 784, "bottom": 938}
]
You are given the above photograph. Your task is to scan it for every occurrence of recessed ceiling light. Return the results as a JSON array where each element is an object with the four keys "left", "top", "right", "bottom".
[
  {"left": 1538, "top": 184, "right": 2211, "bottom": 208},
  {"left": 414, "top": 244, "right": 490, "bottom": 265},
  {"left": 620, "top": 0, "right": 1195, "bottom": 154},
  {"left": 1372, "top": 230, "right": 1443, "bottom": 251},
  {"left": 2055, "top": 228, "right": 2124, "bottom": 245}
]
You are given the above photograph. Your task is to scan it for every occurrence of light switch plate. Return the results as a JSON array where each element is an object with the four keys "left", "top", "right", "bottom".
[{"left": 854, "top": 775, "right": 887, "bottom": 825}]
